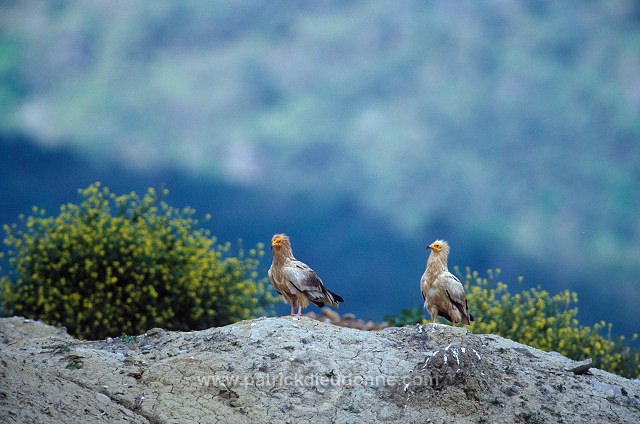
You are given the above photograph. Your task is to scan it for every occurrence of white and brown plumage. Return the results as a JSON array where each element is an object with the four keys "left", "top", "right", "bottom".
[
  {"left": 420, "top": 240, "right": 473, "bottom": 326},
  {"left": 268, "top": 234, "right": 344, "bottom": 316}
]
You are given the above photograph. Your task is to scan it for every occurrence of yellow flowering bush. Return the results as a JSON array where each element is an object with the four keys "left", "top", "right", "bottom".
[
  {"left": 0, "top": 182, "right": 273, "bottom": 339},
  {"left": 458, "top": 267, "right": 639, "bottom": 379}
]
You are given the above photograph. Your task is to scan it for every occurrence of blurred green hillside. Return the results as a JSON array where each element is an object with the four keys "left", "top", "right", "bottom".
[{"left": 1, "top": 1, "right": 639, "bottom": 334}]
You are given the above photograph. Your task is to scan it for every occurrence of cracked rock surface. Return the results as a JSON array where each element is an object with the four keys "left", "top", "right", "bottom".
[{"left": 1, "top": 316, "right": 639, "bottom": 423}]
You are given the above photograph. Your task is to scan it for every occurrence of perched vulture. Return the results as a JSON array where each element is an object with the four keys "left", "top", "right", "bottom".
[
  {"left": 268, "top": 233, "right": 344, "bottom": 316},
  {"left": 420, "top": 240, "right": 473, "bottom": 326}
]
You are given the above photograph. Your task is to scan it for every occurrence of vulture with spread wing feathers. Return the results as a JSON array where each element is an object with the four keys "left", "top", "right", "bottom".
[
  {"left": 269, "top": 234, "right": 344, "bottom": 316},
  {"left": 420, "top": 240, "right": 473, "bottom": 326}
]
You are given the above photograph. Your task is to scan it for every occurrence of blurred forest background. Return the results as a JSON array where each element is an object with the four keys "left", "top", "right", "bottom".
[{"left": 1, "top": 1, "right": 639, "bottom": 336}]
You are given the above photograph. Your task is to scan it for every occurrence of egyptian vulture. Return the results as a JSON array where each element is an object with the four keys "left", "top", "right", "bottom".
[
  {"left": 268, "top": 233, "right": 344, "bottom": 316},
  {"left": 420, "top": 240, "right": 473, "bottom": 326}
]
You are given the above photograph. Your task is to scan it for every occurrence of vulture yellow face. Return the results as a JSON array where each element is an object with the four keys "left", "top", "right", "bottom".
[
  {"left": 271, "top": 234, "right": 288, "bottom": 248},
  {"left": 428, "top": 240, "right": 445, "bottom": 254}
]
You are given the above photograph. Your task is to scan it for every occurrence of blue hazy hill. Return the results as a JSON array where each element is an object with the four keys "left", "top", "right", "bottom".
[{"left": 1, "top": 133, "right": 634, "bottom": 337}]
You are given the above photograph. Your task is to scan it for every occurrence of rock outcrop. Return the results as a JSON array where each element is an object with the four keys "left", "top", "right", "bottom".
[{"left": 1, "top": 316, "right": 638, "bottom": 423}]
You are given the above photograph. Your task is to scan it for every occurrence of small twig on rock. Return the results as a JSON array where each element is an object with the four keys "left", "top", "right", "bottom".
[{"left": 567, "top": 358, "right": 592, "bottom": 375}]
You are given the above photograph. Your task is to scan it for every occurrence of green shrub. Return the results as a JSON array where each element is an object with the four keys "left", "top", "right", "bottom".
[
  {"left": 384, "top": 306, "right": 427, "bottom": 327},
  {"left": 457, "top": 267, "right": 639, "bottom": 379},
  {"left": 0, "top": 182, "right": 273, "bottom": 339}
]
